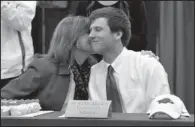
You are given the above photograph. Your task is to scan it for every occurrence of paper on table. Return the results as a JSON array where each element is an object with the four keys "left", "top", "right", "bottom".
[
  {"left": 6, "top": 111, "right": 54, "bottom": 117},
  {"left": 20, "top": 111, "right": 54, "bottom": 117},
  {"left": 59, "top": 113, "right": 66, "bottom": 118}
]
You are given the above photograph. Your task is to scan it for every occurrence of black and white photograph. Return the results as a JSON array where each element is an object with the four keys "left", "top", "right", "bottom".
[{"left": 1, "top": 1, "right": 194, "bottom": 126}]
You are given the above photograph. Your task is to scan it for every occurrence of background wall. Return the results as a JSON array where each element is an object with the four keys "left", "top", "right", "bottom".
[
  {"left": 145, "top": 1, "right": 194, "bottom": 113},
  {"left": 145, "top": 1, "right": 159, "bottom": 54}
]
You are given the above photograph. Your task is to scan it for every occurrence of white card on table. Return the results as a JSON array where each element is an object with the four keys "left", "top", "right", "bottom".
[{"left": 64, "top": 100, "right": 112, "bottom": 118}]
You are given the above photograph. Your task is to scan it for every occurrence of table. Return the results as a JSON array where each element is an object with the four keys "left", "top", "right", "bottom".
[{"left": 1, "top": 112, "right": 194, "bottom": 126}]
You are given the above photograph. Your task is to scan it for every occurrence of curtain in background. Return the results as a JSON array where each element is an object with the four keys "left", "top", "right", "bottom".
[{"left": 156, "top": 1, "right": 194, "bottom": 113}]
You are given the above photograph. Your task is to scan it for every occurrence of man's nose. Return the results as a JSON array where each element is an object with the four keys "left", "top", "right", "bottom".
[
  {"left": 89, "top": 30, "right": 95, "bottom": 38},
  {"left": 89, "top": 32, "right": 95, "bottom": 42}
]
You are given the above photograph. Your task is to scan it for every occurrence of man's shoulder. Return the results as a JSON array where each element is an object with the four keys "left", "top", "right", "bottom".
[
  {"left": 128, "top": 50, "right": 159, "bottom": 63},
  {"left": 126, "top": 49, "right": 162, "bottom": 69},
  {"left": 136, "top": 51, "right": 165, "bottom": 72},
  {"left": 139, "top": 52, "right": 161, "bottom": 66}
]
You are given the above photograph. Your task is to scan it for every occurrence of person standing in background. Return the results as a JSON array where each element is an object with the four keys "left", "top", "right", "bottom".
[
  {"left": 69, "top": 1, "right": 148, "bottom": 52},
  {"left": 1, "top": 1, "right": 37, "bottom": 88}
]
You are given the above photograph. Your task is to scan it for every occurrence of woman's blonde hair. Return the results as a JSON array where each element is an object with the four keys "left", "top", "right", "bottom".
[{"left": 47, "top": 15, "right": 89, "bottom": 65}]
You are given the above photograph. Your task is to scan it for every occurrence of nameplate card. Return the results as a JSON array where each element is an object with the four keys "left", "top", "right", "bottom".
[{"left": 65, "top": 100, "right": 112, "bottom": 118}]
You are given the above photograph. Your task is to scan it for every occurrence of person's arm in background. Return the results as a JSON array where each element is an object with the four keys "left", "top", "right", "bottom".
[
  {"left": 1, "top": 59, "right": 43, "bottom": 99},
  {"left": 1, "top": 1, "right": 37, "bottom": 31}
]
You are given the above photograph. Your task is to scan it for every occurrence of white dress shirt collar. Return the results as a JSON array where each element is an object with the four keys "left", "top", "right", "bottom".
[{"left": 102, "top": 47, "right": 128, "bottom": 73}]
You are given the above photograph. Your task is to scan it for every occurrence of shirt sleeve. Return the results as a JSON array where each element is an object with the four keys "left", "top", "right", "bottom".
[
  {"left": 144, "top": 59, "right": 171, "bottom": 109},
  {"left": 1, "top": 62, "right": 41, "bottom": 99},
  {"left": 1, "top": 1, "right": 37, "bottom": 31}
]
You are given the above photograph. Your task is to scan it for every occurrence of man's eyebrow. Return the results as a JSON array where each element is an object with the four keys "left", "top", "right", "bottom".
[{"left": 90, "top": 26, "right": 103, "bottom": 30}]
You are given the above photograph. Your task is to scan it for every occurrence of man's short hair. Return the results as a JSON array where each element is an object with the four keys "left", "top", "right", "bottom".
[{"left": 89, "top": 7, "right": 131, "bottom": 46}]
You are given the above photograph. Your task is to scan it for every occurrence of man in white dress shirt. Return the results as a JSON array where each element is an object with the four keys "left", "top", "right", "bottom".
[{"left": 88, "top": 7, "right": 170, "bottom": 113}]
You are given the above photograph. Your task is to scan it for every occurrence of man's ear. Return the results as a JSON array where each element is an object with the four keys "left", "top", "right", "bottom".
[{"left": 115, "top": 31, "right": 123, "bottom": 40}]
